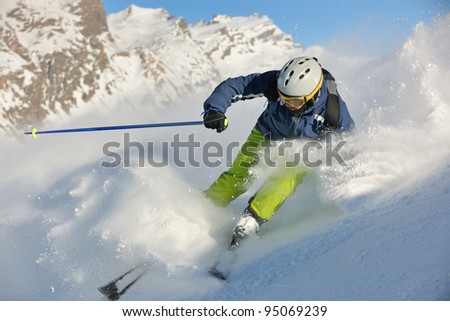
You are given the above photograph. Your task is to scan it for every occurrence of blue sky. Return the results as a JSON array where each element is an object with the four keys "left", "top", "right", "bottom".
[{"left": 102, "top": 0, "right": 449, "bottom": 55}]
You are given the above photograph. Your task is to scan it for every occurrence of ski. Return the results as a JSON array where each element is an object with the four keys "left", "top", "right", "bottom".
[
  {"left": 98, "top": 263, "right": 149, "bottom": 301},
  {"left": 208, "top": 233, "right": 240, "bottom": 281}
]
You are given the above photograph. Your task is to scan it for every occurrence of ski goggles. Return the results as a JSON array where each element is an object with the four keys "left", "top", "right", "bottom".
[
  {"left": 278, "top": 75, "right": 324, "bottom": 109},
  {"left": 278, "top": 91, "right": 309, "bottom": 109}
]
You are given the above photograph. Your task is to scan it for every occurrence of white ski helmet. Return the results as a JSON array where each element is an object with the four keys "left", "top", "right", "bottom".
[{"left": 277, "top": 57, "right": 323, "bottom": 99}]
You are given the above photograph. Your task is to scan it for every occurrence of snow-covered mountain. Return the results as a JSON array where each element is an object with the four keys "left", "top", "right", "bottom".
[
  {"left": 0, "top": 0, "right": 299, "bottom": 133},
  {"left": 0, "top": 1, "right": 449, "bottom": 302}
]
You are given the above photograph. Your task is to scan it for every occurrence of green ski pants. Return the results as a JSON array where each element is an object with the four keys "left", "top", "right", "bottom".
[{"left": 204, "top": 128, "right": 308, "bottom": 221}]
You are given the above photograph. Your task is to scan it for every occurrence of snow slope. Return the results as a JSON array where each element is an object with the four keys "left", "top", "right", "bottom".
[{"left": 0, "top": 10, "right": 449, "bottom": 301}]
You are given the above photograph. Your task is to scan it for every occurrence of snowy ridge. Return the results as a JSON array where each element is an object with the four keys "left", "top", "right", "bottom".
[
  {"left": 0, "top": 4, "right": 449, "bottom": 300},
  {"left": 190, "top": 13, "right": 299, "bottom": 75}
]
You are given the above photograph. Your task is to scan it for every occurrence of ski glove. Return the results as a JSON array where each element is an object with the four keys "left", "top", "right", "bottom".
[{"left": 203, "top": 110, "right": 228, "bottom": 133}]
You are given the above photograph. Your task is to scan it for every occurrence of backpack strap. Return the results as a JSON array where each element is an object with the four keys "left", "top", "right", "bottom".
[{"left": 322, "top": 69, "right": 340, "bottom": 130}]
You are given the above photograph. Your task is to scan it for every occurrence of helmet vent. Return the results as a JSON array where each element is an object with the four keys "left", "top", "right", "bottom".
[
  {"left": 305, "top": 68, "right": 311, "bottom": 73},
  {"left": 283, "top": 60, "right": 294, "bottom": 72},
  {"left": 299, "top": 74, "right": 305, "bottom": 80}
]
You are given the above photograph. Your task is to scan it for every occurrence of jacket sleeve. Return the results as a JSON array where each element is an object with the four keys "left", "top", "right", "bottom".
[{"left": 203, "top": 70, "right": 278, "bottom": 113}]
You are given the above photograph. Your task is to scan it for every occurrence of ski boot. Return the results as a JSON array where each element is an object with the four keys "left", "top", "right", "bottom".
[
  {"left": 209, "top": 207, "right": 267, "bottom": 280},
  {"left": 231, "top": 206, "right": 266, "bottom": 247}
]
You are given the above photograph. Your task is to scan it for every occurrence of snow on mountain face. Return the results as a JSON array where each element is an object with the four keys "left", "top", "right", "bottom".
[
  {"left": 0, "top": 1, "right": 301, "bottom": 133},
  {"left": 106, "top": 5, "right": 219, "bottom": 105},
  {"left": 0, "top": 0, "right": 113, "bottom": 133},
  {"left": 190, "top": 13, "right": 299, "bottom": 75},
  {"left": 108, "top": 6, "right": 183, "bottom": 50}
]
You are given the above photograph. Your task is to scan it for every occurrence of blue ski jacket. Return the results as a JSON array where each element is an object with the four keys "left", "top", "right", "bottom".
[{"left": 203, "top": 69, "right": 354, "bottom": 140}]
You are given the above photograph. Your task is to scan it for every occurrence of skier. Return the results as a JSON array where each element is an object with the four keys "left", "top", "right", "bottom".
[{"left": 202, "top": 56, "right": 354, "bottom": 244}]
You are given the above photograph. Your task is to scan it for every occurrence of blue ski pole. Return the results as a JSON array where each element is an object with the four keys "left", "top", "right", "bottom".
[{"left": 24, "top": 120, "right": 204, "bottom": 138}]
